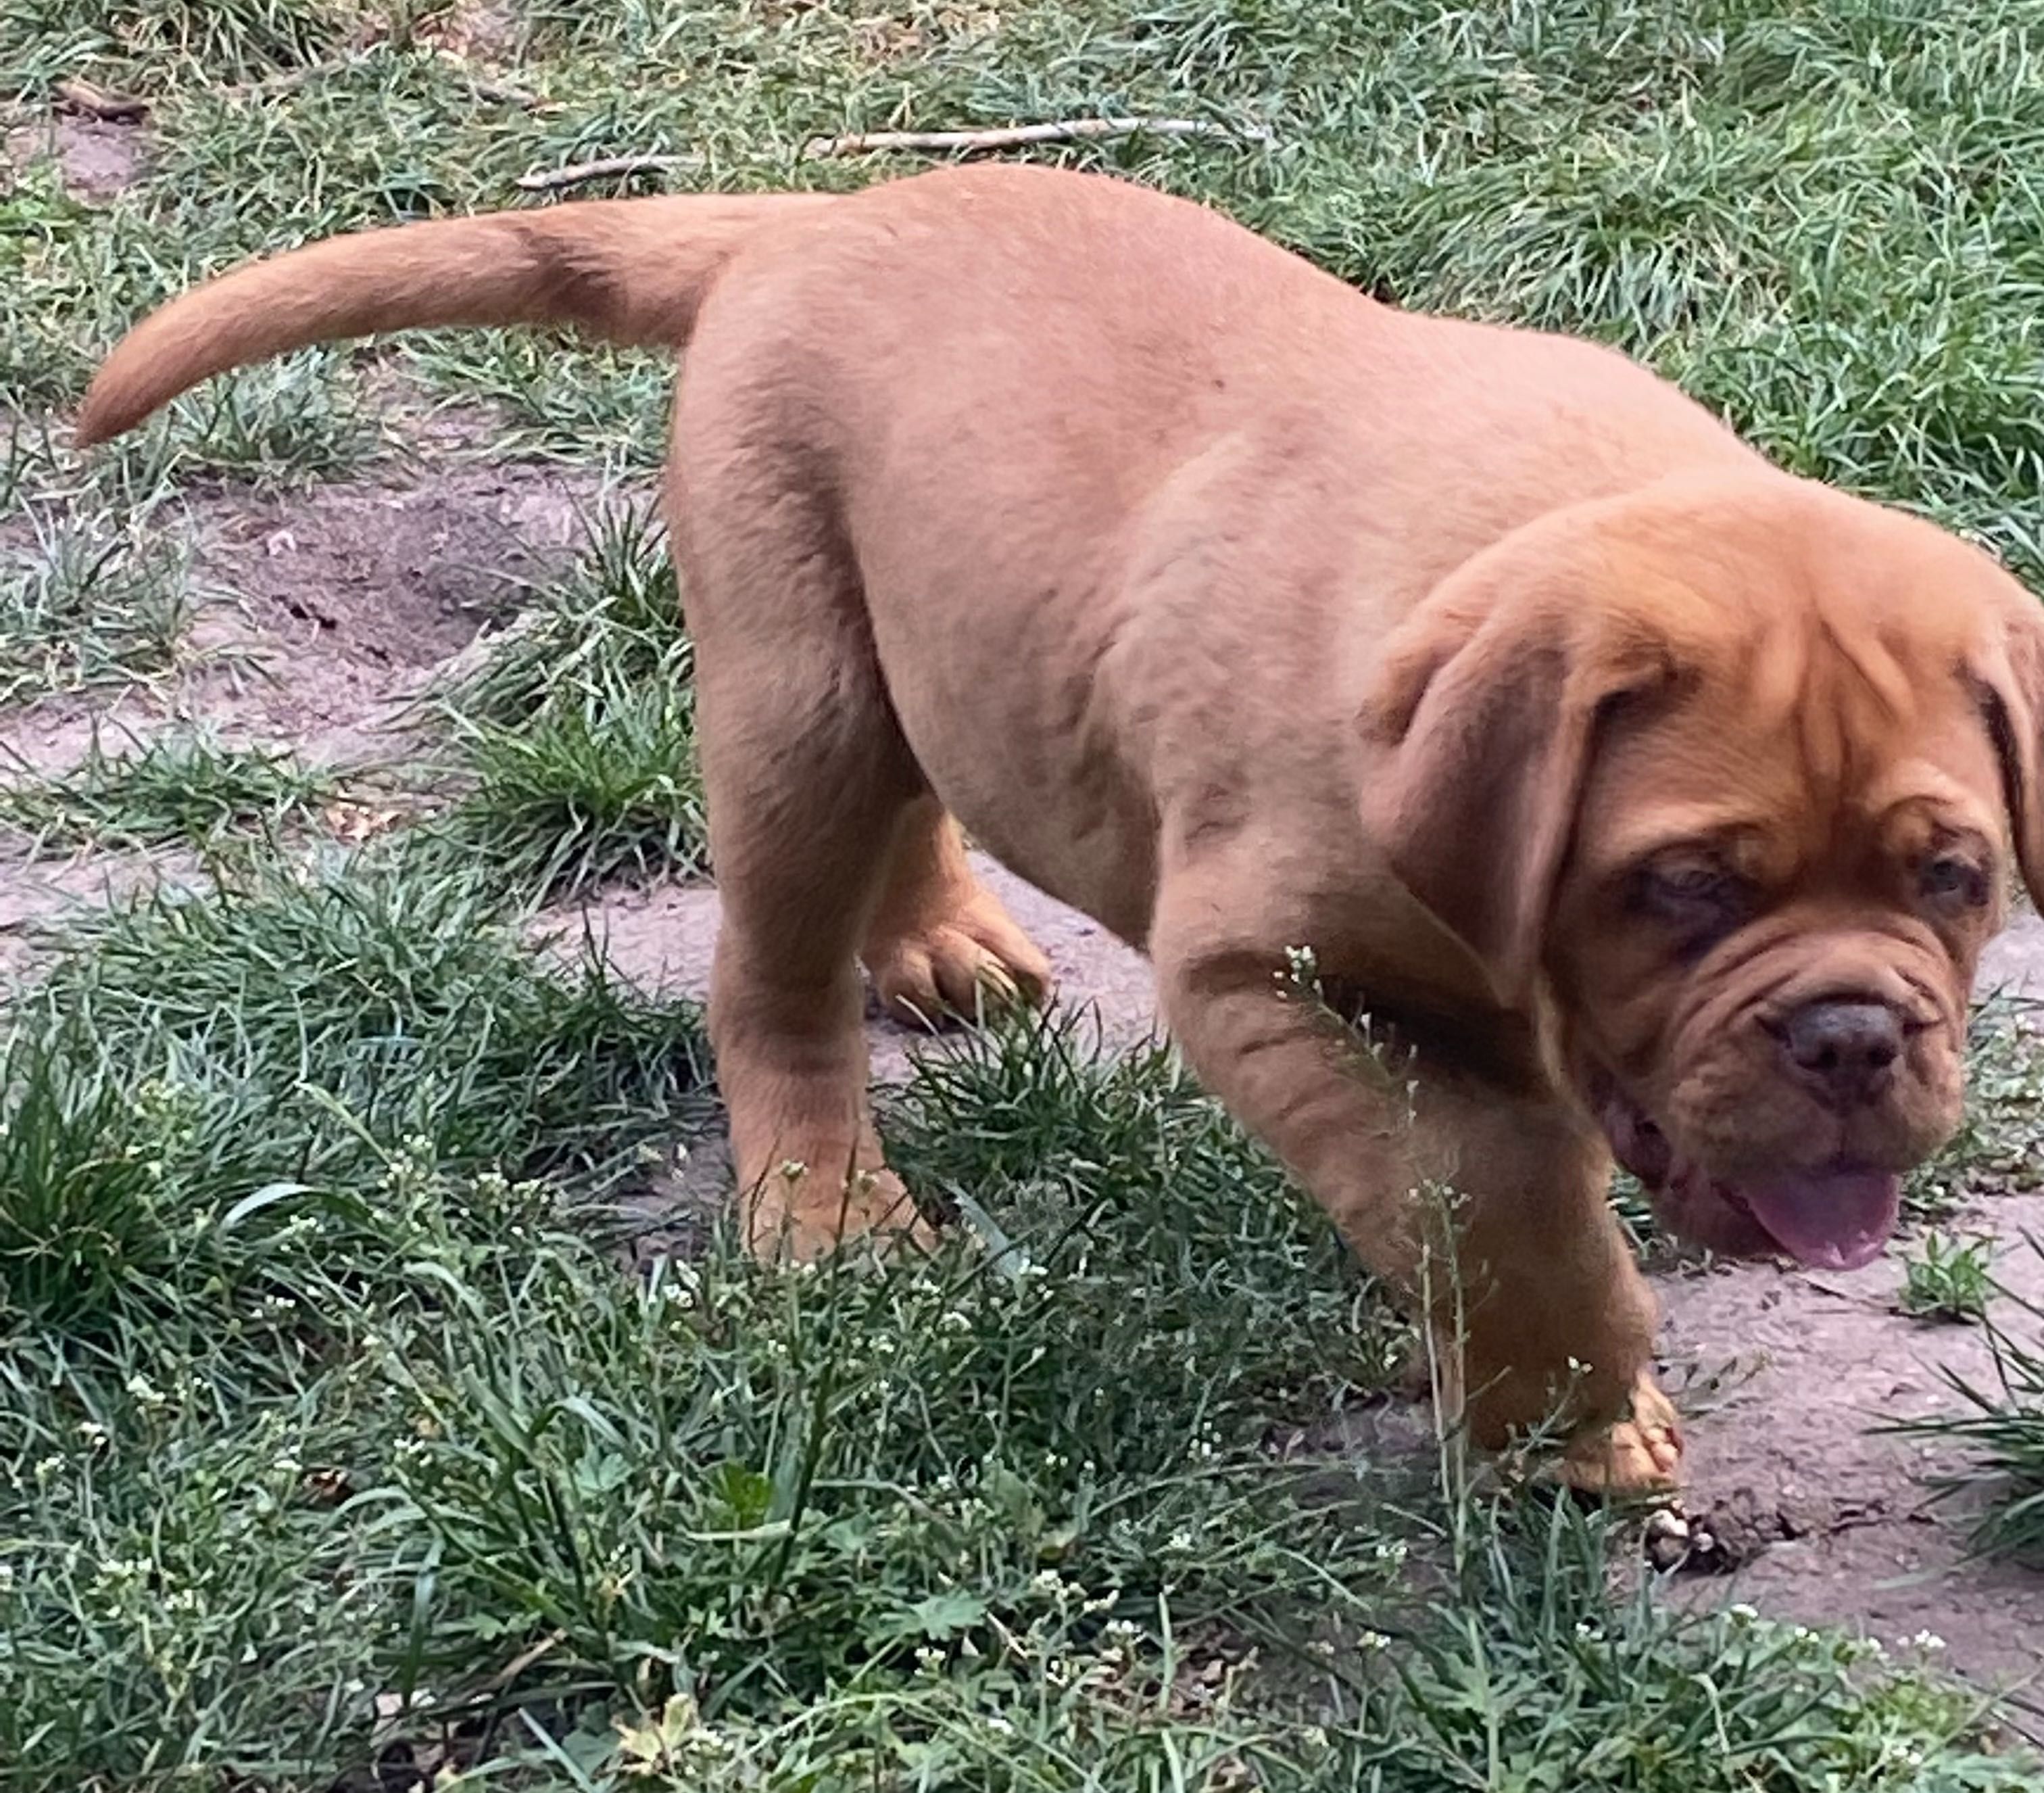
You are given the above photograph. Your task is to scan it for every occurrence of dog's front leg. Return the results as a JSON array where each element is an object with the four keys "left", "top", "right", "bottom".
[{"left": 1152, "top": 924, "right": 1680, "bottom": 1493}]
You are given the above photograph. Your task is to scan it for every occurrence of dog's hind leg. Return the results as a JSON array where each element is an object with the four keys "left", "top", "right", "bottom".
[
  {"left": 674, "top": 464, "right": 932, "bottom": 1262},
  {"left": 861, "top": 798, "right": 1054, "bottom": 1026}
]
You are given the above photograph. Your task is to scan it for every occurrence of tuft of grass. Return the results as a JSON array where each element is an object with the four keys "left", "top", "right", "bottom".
[
  {"left": 0, "top": 505, "right": 196, "bottom": 703},
  {"left": 428, "top": 502, "right": 707, "bottom": 901},
  {"left": 442, "top": 684, "right": 706, "bottom": 901},
  {"left": 14, "top": 845, "right": 713, "bottom": 1238},
  {"left": 0, "top": 1022, "right": 182, "bottom": 1325},
  {"left": 1895, "top": 1237, "right": 2044, "bottom": 1568},
  {"left": 1899, "top": 1230, "right": 1998, "bottom": 1325},
  {"left": 0, "top": 728, "right": 337, "bottom": 855}
]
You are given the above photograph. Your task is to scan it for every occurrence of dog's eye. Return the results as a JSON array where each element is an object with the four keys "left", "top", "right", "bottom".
[
  {"left": 1919, "top": 855, "right": 1988, "bottom": 909},
  {"left": 1630, "top": 859, "right": 1751, "bottom": 955},
  {"left": 1639, "top": 863, "right": 1742, "bottom": 911}
]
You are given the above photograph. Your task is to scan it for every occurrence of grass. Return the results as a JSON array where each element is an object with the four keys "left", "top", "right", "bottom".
[
  {"left": 0, "top": 0, "right": 2041, "bottom": 534},
  {"left": 1, "top": 879, "right": 2034, "bottom": 1788},
  {"left": 424, "top": 501, "right": 708, "bottom": 903},
  {"left": 5, "top": 0, "right": 2044, "bottom": 1785},
  {"left": 0, "top": 501, "right": 197, "bottom": 703},
  {"left": 1899, "top": 1230, "right": 1998, "bottom": 1324},
  {"left": 1893, "top": 1237, "right": 2044, "bottom": 1567},
  {"left": 0, "top": 727, "right": 337, "bottom": 855}
]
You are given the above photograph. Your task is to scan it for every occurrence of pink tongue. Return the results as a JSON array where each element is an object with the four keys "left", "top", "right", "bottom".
[{"left": 1730, "top": 1170, "right": 1901, "bottom": 1271}]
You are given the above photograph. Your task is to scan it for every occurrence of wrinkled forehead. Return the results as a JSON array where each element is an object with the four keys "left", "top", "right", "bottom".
[{"left": 1578, "top": 619, "right": 2008, "bottom": 875}]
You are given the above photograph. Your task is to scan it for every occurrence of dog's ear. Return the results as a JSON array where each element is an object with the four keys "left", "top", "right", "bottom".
[
  {"left": 1972, "top": 591, "right": 2044, "bottom": 910},
  {"left": 1361, "top": 559, "right": 1668, "bottom": 1010}
]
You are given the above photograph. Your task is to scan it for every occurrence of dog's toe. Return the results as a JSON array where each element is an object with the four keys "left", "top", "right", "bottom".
[
  {"left": 867, "top": 909, "right": 1053, "bottom": 1026},
  {"left": 743, "top": 1164, "right": 935, "bottom": 1264},
  {"left": 1557, "top": 1371, "right": 1684, "bottom": 1498}
]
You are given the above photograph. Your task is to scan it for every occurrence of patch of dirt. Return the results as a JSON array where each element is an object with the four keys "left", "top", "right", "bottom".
[
  {"left": 5, "top": 114, "right": 149, "bottom": 198},
  {"left": 1, "top": 466, "right": 594, "bottom": 779},
  {"left": 187, "top": 468, "right": 591, "bottom": 746},
  {"left": 1655, "top": 1210, "right": 2044, "bottom": 1694},
  {"left": 0, "top": 465, "right": 596, "bottom": 962}
]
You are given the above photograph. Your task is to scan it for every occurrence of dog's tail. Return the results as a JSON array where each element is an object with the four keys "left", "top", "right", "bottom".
[{"left": 74, "top": 192, "right": 837, "bottom": 446}]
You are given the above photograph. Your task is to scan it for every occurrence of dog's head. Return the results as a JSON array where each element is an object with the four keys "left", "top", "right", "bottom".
[{"left": 1365, "top": 471, "right": 2044, "bottom": 1270}]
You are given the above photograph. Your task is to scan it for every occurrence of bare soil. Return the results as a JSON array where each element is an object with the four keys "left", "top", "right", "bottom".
[
  {"left": 4, "top": 464, "right": 2039, "bottom": 1701},
  {"left": 6, "top": 112, "right": 149, "bottom": 199}
]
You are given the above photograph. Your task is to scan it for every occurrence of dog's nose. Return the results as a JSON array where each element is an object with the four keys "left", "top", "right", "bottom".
[{"left": 1780, "top": 1000, "right": 1903, "bottom": 1110}]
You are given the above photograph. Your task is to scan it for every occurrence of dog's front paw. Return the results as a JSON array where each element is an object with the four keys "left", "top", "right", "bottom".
[
  {"left": 1557, "top": 1370, "right": 1684, "bottom": 1497},
  {"left": 742, "top": 1163, "right": 935, "bottom": 1264}
]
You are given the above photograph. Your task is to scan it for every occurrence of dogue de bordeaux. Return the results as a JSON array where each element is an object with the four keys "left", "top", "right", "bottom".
[{"left": 76, "top": 163, "right": 2044, "bottom": 1491}]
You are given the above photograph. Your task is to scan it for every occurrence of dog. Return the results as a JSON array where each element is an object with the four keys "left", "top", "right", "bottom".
[{"left": 76, "top": 163, "right": 2044, "bottom": 1492}]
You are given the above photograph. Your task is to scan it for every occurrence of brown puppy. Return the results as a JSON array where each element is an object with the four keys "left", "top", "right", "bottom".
[{"left": 76, "top": 164, "right": 2044, "bottom": 1491}]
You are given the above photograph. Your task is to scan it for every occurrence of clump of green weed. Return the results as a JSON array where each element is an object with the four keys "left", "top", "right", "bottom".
[
  {"left": 428, "top": 502, "right": 707, "bottom": 901},
  {"left": 1895, "top": 1239, "right": 2044, "bottom": 1567},
  {"left": 0, "top": 507, "right": 196, "bottom": 702},
  {"left": 1899, "top": 1231, "right": 1997, "bottom": 1324},
  {"left": 0, "top": 729, "right": 336, "bottom": 855}
]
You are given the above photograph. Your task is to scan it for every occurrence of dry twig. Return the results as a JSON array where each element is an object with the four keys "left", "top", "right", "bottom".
[
  {"left": 53, "top": 77, "right": 148, "bottom": 122},
  {"left": 514, "top": 115, "right": 1267, "bottom": 195},
  {"left": 514, "top": 152, "right": 702, "bottom": 193},
  {"left": 216, "top": 57, "right": 358, "bottom": 101},
  {"left": 800, "top": 116, "right": 1271, "bottom": 158}
]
